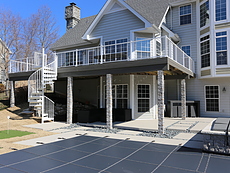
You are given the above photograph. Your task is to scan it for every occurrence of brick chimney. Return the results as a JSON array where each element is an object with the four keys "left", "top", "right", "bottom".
[{"left": 65, "top": 2, "right": 80, "bottom": 30}]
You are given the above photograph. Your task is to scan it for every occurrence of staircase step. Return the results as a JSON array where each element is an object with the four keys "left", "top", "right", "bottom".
[{"left": 29, "top": 96, "right": 42, "bottom": 100}]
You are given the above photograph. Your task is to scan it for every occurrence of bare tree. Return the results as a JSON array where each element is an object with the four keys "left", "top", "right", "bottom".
[
  {"left": 0, "top": 8, "right": 22, "bottom": 91},
  {"left": 0, "top": 5, "right": 59, "bottom": 88},
  {"left": 35, "top": 6, "right": 59, "bottom": 57}
]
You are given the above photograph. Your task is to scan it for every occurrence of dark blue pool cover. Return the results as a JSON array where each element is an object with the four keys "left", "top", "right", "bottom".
[{"left": 0, "top": 135, "right": 230, "bottom": 173}]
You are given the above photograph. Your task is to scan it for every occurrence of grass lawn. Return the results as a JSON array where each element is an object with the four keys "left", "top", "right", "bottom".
[{"left": 0, "top": 130, "right": 34, "bottom": 139}]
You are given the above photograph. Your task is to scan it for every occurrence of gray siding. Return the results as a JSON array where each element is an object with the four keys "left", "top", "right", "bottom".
[
  {"left": 165, "top": 2, "right": 197, "bottom": 73},
  {"left": 91, "top": 9, "right": 145, "bottom": 42},
  {"left": 187, "top": 78, "right": 230, "bottom": 118}
]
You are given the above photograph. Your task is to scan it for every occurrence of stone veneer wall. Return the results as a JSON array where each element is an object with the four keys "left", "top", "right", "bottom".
[{"left": 203, "top": 133, "right": 230, "bottom": 155}]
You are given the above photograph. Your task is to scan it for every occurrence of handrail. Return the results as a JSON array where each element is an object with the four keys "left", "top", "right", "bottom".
[{"left": 56, "top": 36, "right": 195, "bottom": 73}]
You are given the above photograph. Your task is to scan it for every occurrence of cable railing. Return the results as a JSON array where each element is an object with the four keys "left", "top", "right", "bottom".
[
  {"left": 9, "top": 36, "right": 195, "bottom": 74},
  {"left": 56, "top": 36, "right": 195, "bottom": 73}
]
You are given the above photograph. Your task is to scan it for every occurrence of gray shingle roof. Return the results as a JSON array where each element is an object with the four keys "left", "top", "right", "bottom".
[
  {"left": 51, "top": 15, "right": 97, "bottom": 50},
  {"left": 52, "top": 0, "right": 177, "bottom": 50},
  {"left": 125, "top": 0, "right": 177, "bottom": 27}
]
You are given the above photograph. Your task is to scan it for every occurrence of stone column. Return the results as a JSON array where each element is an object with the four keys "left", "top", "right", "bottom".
[
  {"left": 181, "top": 79, "right": 186, "bottom": 120},
  {"left": 67, "top": 77, "right": 73, "bottom": 124},
  {"left": 106, "top": 74, "right": 113, "bottom": 129},
  {"left": 10, "top": 81, "right": 15, "bottom": 107},
  {"left": 157, "top": 70, "right": 164, "bottom": 134}
]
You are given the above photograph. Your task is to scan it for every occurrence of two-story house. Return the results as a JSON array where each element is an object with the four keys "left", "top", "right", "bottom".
[{"left": 8, "top": 0, "right": 230, "bottom": 126}]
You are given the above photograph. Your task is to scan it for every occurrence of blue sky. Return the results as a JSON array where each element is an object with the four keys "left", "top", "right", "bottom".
[{"left": 0, "top": 0, "right": 107, "bottom": 36}]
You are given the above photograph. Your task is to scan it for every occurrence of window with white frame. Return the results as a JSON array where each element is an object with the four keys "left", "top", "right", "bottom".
[
  {"left": 105, "top": 38, "right": 128, "bottom": 62},
  {"left": 200, "top": 35, "right": 210, "bottom": 68},
  {"left": 215, "top": 0, "right": 227, "bottom": 21},
  {"left": 200, "top": 1, "right": 209, "bottom": 28},
  {"left": 104, "top": 84, "right": 128, "bottom": 109},
  {"left": 180, "top": 5, "right": 192, "bottom": 25},
  {"left": 205, "top": 86, "right": 219, "bottom": 112},
  {"left": 136, "top": 37, "right": 151, "bottom": 59},
  {"left": 216, "top": 31, "right": 227, "bottom": 65},
  {"left": 137, "top": 85, "right": 150, "bottom": 112},
  {"left": 182, "top": 45, "right": 191, "bottom": 56}
]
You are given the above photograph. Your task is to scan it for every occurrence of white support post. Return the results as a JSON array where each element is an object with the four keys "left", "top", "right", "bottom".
[
  {"left": 67, "top": 76, "right": 73, "bottom": 124},
  {"left": 106, "top": 74, "right": 113, "bottom": 129},
  {"left": 157, "top": 70, "right": 164, "bottom": 135},
  {"left": 181, "top": 79, "right": 186, "bottom": 120},
  {"left": 100, "top": 45, "right": 103, "bottom": 64},
  {"left": 41, "top": 48, "right": 45, "bottom": 124},
  {"left": 130, "top": 74, "right": 135, "bottom": 119},
  {"left": 75, "top": 49, "right": 78, "bottom": 66},
  {"left": 10, "top": 81, "right": 15, "bottom": 107}
]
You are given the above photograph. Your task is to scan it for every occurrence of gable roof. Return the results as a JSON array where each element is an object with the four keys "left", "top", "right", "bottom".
[
  {"left": 51, "top": 15, "right": 96, "bottom": 50},
  {"left": 51, "top": 0, "right": 178, "bottom": 51},
  {"left": 124, "top": 0, "right": 177, "bottom": 27}
]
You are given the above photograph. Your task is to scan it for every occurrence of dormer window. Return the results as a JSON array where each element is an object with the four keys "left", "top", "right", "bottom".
[{"left": 180, "top": 5, "right": 192, "bottom": 25}]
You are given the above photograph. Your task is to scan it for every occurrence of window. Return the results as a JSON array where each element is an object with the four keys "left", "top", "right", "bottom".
[
  {"left": 200, "top": 1, "right": 209, "bottom": 28},
  {"left": 105, "top": 38, "right": 128, "bottom": 62},
  {"left": 136, "top": 38, "right": 151, "bottom": 59},
  {"left": 180, "top": 5, "right": 192, "bottom": 25},
  {"left": 200, "top": 35, "right": 210, "bottom": 68},
  {"left": 105, "top": 84, "right": 128, "bottom": 109},
  {"left": 205, "top": 86, "right": 219, "bottom": 112},
  {"left": 216, "top": 31, "right": 227, "bottom": 65},
  {"left": 182, "top": 45, "right": 191, "bottom": 56},
  {"left": 137, "top": 85, "right": 150, "bottom": 112},
  {"left": 215, "top": 0, "right": 227, "bottom": 21}
]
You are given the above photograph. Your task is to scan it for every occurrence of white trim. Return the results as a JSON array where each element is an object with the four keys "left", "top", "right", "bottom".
[
  {"left": 105, "top": 2, "right": 126, "bottom": 14},
  {"left": 170, "top": 0, "right": 196, "bottom": 7},
  {"left": 159, "top": 6, "right": 170, "bottom": 28},
  {"left": 82, "top": 0, "right": 152, "bottom": 40}
]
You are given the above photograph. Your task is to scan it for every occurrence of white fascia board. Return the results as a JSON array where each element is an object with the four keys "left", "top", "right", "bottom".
[
  {"left": 170, "top": 0, "right": 196, "bottom": 7},
  {"left": 159, "top": 6, "right": 170, "bottom": 28},
  {"left": 82, "top": 0, "right": 152, "bottom": 40}
]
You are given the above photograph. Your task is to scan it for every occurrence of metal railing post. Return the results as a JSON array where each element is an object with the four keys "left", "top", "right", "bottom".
[
  {"left": 75, "top": 49, "right": 78, "bottom": 66},
  {"left": 100, "top": 45, "right": 103, "bottom": 64}
]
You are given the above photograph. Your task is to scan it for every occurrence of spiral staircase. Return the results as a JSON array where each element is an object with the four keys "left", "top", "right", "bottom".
[{"left": 28, "top": 50, "right": 57, "bottom": 123}]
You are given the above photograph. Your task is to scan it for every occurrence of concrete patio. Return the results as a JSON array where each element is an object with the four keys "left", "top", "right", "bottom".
[{"left": 17, "top": 117, "right": 215, "bottom": 150}]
